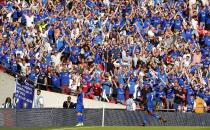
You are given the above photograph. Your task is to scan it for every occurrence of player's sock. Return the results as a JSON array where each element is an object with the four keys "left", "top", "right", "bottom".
[
  {"left": 78, "top": 115, "right": 83, "bottom": 124},
  {"left": 81, "top": 115, "right": 84, "bottom": 123},
  {"left": 79, "top": 115, "right": 83, "bottom": 124},
  {"left": 143, "top": 115, "right": 148, "bottom": 125},
  {"left": 77, "top": 115, "right": 81, "bottom": 124}
]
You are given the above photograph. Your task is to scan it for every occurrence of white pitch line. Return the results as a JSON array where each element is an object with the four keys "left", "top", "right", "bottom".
[{"left": 52, "top": 126, "right": 100, "bottom": 130}]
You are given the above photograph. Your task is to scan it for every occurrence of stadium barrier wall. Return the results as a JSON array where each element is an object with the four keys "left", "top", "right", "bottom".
[
  {"left": 33, "top": 89, "right": 126, "bottom": 109},
  {"left": 0, "top": 71, "right": 125, "bottom": 109},
  {"left": 0, "top": 72, "right": 15, "bottom": 106},
  {"left": 0, "top": 109, "right": 210, "bottom": 128}
]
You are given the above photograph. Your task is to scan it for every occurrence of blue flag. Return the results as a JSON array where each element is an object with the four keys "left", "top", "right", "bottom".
[{"left": 15, "top": 79, "right": 35, "bottom": 109}]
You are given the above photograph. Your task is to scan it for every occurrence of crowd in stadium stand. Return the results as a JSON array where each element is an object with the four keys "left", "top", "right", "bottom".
[{"left": 0, "top": 0, "right": 209, "bottom": 112}]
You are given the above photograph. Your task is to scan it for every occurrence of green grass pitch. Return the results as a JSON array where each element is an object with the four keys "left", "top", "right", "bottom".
[{"left": 0, "top": 126, "right": 210, "bottom": 130}]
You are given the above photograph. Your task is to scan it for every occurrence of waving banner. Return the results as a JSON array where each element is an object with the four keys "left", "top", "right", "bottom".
[{"left": 15, "top": 79, "right": 34, "bottom": 109}]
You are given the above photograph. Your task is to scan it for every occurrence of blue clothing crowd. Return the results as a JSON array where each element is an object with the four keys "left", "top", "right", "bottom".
[{"left": 0, "top": 0, "right": 209, "bottom": 111}]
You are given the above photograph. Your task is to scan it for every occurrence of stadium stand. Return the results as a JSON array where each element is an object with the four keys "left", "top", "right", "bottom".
[{"left": 0, "top": 0, "right": 209, "bottom": 112}]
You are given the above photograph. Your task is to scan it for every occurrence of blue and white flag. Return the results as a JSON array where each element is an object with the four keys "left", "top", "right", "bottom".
[{"left": 15, "top": 79, "right": 35, "bottom": 109}]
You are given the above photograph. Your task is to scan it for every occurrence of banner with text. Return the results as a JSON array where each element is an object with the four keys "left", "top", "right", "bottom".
[{"left": 15, "top": 79, "right": 34, "bottom": 109}]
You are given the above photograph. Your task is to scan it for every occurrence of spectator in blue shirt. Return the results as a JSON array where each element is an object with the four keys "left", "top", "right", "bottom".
[
  {"left": 101, "top": 76, "right": 111, "bottom": 102},
  {"left": 198, "top": 6, "right": 207, "bottom": 27},
  {"left": 116, "top": 84, "right": 125, "bottom": 105},
  {"left": 203, "top": 91, "right": 210, "bottom": 106},
  {"left": 0, "top": 0, "right": 209, "bottom": 113},
  {"left": 51, "top": 71, "right": 61, "bottom": 92},
  {"left": 127, "top": 73, "right": 138, "bottom": 99},
  {"left": 186, "top": 94, "right": 195, "bottom": 112},
  {"left": 60, "top": 67, "right": 70, "bottom": 94}
]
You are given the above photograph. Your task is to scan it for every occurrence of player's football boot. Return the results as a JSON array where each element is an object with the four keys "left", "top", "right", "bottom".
[{"left": 75, "top": 123, "right": 82, "bottom": 127}]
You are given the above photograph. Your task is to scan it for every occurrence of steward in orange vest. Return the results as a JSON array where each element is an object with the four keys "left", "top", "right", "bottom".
[{"left": 194, "top": 96, "right": 207, "bottom": 113}]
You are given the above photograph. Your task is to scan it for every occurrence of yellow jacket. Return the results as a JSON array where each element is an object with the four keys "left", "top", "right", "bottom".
[{"left": 194, "top": 97, "right": 206, "bottom": 113}]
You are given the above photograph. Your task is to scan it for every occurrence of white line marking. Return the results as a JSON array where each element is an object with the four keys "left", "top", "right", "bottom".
[{"left": 52, "top": 126, "right": 99, "bottom": 130}]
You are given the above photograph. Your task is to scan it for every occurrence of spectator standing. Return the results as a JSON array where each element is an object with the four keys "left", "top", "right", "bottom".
[
  {"left": 36, "top": 69, "right": 48, "bottom": 90},
  {"left": 126, "top": 94, "right": 136, "bottom": 111},
  {"left": 186, "top": 94, "right": 196, "bottom": 112},
  {"left": 2, "top": 97, "right": 13, "bottom": 108},
  {"left": 116, "top": 83, "right": 125, "bottom": 105},
  {"left": 101, "top": 75, "right": 111, "bottom": 102},
  {"left": 202, "top": 91, "right": 210, "bottom": 106},
  {"left": 0, "top": 0, "right": 209, "bottom": 112},
  {"left": 156, "top": 86, "right": 166, "bottom": 109},
  {"left": 60, "top": 67, "right": 70, "bottom": 94},
  {"left": 166, "top": 84, "right": 175, "bottom": 110},
  {"left": 174, "top": 87, "right": 185, "bottom": 111},
  {"left": 92, "top": 82, "right": 102, "bottom": 101},
  {"left": 34, "top": 89, "right": 44, "bottom": 108},
  {"left": 51, "top": 70, "right": 61, "bottom": 93},
  {"left": 127, "top": 73, "right": 138, "bottom": 99},
  {"left": 63, "top": 96, "right": 76, "bottom": 109},
  {"left": 194, "top": 95, "right": 207, "bottom": 113}
]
